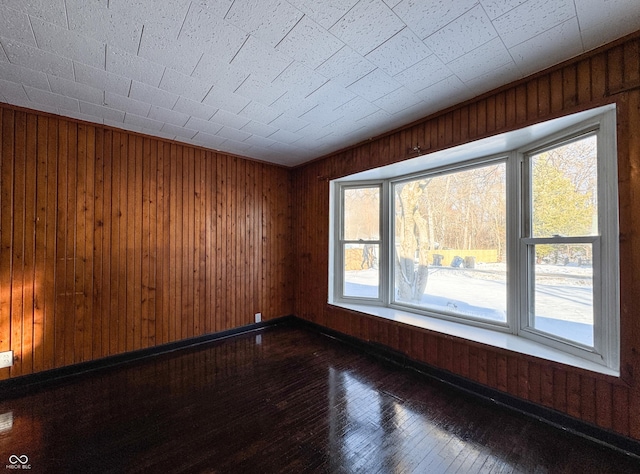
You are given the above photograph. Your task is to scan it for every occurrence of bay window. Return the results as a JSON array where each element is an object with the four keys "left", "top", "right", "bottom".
[{"left": 329, "top": 105, "right": 619, "bottom": 374}]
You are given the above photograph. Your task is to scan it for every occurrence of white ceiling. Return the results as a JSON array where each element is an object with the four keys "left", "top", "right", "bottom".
[{"left": 1, "top": 1, "right": 639, "bottom": 167}]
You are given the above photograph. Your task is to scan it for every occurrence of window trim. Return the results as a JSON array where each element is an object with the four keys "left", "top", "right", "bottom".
[{"left": 329, "top": 106, "right": 619, "bottom": 374}]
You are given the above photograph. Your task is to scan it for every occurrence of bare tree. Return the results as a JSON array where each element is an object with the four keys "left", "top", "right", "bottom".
[{"left": 395, "top": 179, "right": 431, "bottom": 302}]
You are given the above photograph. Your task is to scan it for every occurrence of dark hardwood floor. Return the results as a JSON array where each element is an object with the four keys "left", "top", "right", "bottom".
[{"left": 0, "top": 325, "right": 638, "bottom": 473}]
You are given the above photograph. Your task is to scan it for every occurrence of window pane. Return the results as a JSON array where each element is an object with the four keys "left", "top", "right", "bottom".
[
  {"left": 393, "top": 163, "right": 507, "bottom": 323},
  {"left": 531, "top": 244, "right": 594, "bottom": 347},
  {"left": 531, "top": 135, "right": 598, "bottom": 238},
  {"left": 344, "top": 244, "right": 379, "bottom": 298},
  {"left": 344, "top": 187, "right": 380, "bottom": 240}
]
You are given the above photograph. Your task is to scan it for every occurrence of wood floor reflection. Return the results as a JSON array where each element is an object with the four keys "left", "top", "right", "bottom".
[{"left": 0, "top": 326, "right": 638, "bottom": 473}]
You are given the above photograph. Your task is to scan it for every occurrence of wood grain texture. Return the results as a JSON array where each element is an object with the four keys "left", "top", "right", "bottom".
[
  {"left": 0, "top": 108, "right": 293, "bottom": 380},
  {"left": 292, "top": 33, "right": 640, "bottom": 443}
]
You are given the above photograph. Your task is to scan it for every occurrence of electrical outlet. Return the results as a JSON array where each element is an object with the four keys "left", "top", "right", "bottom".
[
  {"left": 255, "top": 312, "right": 262, "bottom": 323},
  {"left": 0, "top": 351, "right": 13, "bottom": 369}
]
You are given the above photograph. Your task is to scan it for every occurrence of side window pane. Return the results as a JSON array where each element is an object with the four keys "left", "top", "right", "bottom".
[
  {"left": 531, "top": 135, "right": 598, "bottom": 238},
  {"left": 531, "top": 244, "right": 594, "bottom": 347},
  {"left": 343, "top": 187, "right": 380, "bottom": 240},
  {"left": 393, "top": 163, "right": 507, "bottom": 323},
  {"left": 344, "top": 244, "right": 379, "bottom": 298}
]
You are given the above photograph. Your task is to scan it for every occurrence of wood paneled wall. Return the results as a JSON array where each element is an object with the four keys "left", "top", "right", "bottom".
[
  {"left": 292, "top": 32, "right": 640, "bottom": 442},
  {"left": 0, "top": 108, "right": 293, "bottom": 381}
]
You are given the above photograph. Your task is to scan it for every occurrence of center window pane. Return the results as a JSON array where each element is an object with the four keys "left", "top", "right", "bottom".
[{"left": 393, "top": 163, "right": 507, "bottom": 323}]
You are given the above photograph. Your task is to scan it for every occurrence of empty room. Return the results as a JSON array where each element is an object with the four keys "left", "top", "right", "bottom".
[{"left": 1, "top": 0, "right": 640, "bottom": 472}]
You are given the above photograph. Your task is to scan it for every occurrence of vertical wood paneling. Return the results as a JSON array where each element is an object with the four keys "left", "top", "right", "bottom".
[
  {"left": 1, "top": 104, "right": 292, "bottom": 382},
  {"left": 0, "top": 109, "right": 11, "bottom": 380},
  {"left": 292, "top": 32, "right": 640, "bottom": 444}
]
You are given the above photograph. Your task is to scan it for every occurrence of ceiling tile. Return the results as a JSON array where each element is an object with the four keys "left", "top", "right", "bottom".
[
  {"left": 218, "top": 138, "right": 253, "bottom": 154},
  {"left": 306, "top": 81, "right": 357, "bottom": 109},
  {"left": 0, "top": 6, "right": 37, "bottom": 46},
  {"left": 272, "top": 61, "right": 328, "bottom": 98},
  {"left": 191, "top": 54, "right": 249, "bottom": 91},
  {"left": 238, "top": 101, "right": 282, "bottom": 124},
  {"left": 109, "top": 0, "right": 191, "bottom": 37},
  {"left": 234, "top": 76, "right": 287, "bottom": 106},
  {"left": 330, "top": 0, "right": 406, "bottom": 55},
  {"left": 269, "top": 92, "right": 318, "bottom": 117},
  {"left": 392, "top": 0, "right": 477, "bottom": 39},
  {"left": 269, "top": 128, "right": 304, "bottom": 144},
  {"left": 129, "top": 81, "right": 179, "bottom": 109},
  {"left": 0, "top": 61, "right": 50, "bottom": 89},
  {"left": 24, "top": 86, "right": 79, "bottom": 111},
  {"left": 576, "top": 0, "right": 640, "bottom": 51},
  {"left": 79, "top": 101, "right": 125, "bottom": 123},
  {"left": 216, "top": 126, "right": 251, "bottom": 142},
  {"left": 0, "top": 78, "right": 28, "bottom": 102},
  {"left": 241, "top": 120, "right": 279, "bottom": 138},
  {"left": 244, "top": 134, "right": 277, "bottom": 148},
  {"left": 315, "top": 46, "right": 377, "bottom": 88},
  {"left": 447, "top": 37, "right": 513, "bottom": 83},
  {"left": 510, "top": 17, "right": 583, "bottom": 77},
  {"left": 66, "top": 0, "right": 142, "bottom": 54},
  {"left": 269, "top": 113, "right": 309, "bottom": 133},
  {"left": 225, "top": 0, "right": 303, "bottom": 47},
  {"left": 299, "top": 104, "right": 343, "bottom": 126},
  {"left": 173, "top": 97, "right": 217, "bottom": 121},
  {"left": 287, "top": 0, "right": 359, "bottom": 29},
  {"left": 464, "top": 61, "right": 522, "bottom": 95},
  {"left": 193, "top": 0, "right": 234, "bottom": 17},
  {"left": 73, "top": 62, "right": 131, "bottom": 97},
  {"left": 277, "top": 16, "right": 344, "bottom": 69},
  {"left": 230, "top": 35, "right": 293, "bottom": 82},
  {"left": 31, "top": 18, "right": 106, "bottom": 70},
  {"left": 393, "top": 54, "right": 451, "bottom": 92},
  {"left": 0, "top": 0, "right": 67, "bottom": 28},
  {"left": 347, "top": 68, "right": 401, "bottom": 102},
  {"left": 124, "top": 112, "right": 164, "bottom": 131},
  {"left": 1, "top": 38, "right": 74, "bottom": 79},
  {"left": 191, "top": 130, "right": 227, "bottom": 149},
  {"left": 416, "top": 75, "right": 473, "bottom": 111},
  {"left": 425, "top": 4, "right": 497, "bottom": 64},
  {"left": 365, "top": 27, "right": 432, "bottom": 76},
  {"left": 106, "top": 46, "right": 164, "bottom": 88},
  {"left": 493, "top": 0, "right": 575, "bottom": 48},
  {"left": 373, "top": 86, "right": 423, "bottom": 114},
  {"left": 203, "top": 87, "right": 250, "bottom": 114},
  {"left": 480, "top": 0, "right": 528, "bottom": 20},
  {"left": 179, "top": 5, "right": 248, "bottom": 62},
  {"left": 147, "top": 105, "right": 190, "bottom": 127},
  {"left": 210, "top": 109, "right": 251, "bottom": 129},
  {"left": 137, "top": 25, "right": 203, "bottom": 76},
  {"left": 184, "top": 116, "right": 224, "bottom": 136},
  {"left": 161, "top": 122, "right": 197, "bottom": 139},
  {"left": 333, "top": 96, "right": 380, "bottom": 121},
  {"left": 104, "top": 92, "right": 151, "bottom": 117},
  {"left": 159, "top": 69, "right": 212, "bottom": 103},
  {"left": 48, "top": 75, "right": 103, "bottom": 104}
]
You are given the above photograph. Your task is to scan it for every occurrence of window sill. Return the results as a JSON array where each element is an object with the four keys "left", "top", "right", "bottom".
[{"left": 331, "top": 302, "right": 618, "bottom": 377}]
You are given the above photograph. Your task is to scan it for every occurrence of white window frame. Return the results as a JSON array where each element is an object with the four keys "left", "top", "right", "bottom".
[{"left": 329, "top": 106, "right": 619, "bottom": 373}]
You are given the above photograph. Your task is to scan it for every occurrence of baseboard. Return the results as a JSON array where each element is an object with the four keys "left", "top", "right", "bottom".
[
  {"left": 286, "top": 316, "right": 640, "bottom": 460},
  {"left": 0, "top": 315, "right": 296, "bottom": 398}
]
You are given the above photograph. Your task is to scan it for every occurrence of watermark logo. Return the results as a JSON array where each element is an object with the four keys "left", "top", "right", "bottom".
[{"left": 5, "top": 455, "right": 30, "bottom": 470}]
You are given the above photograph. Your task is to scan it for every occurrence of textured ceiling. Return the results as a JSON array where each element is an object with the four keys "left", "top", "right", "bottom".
[{"left": 1, "top": 0, "right": 639, "bottom": 167}]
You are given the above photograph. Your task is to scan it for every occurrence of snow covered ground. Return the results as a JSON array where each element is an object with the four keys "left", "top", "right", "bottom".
[{"left": 344, "top": 263, "right": 593, "bottom": 346}]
